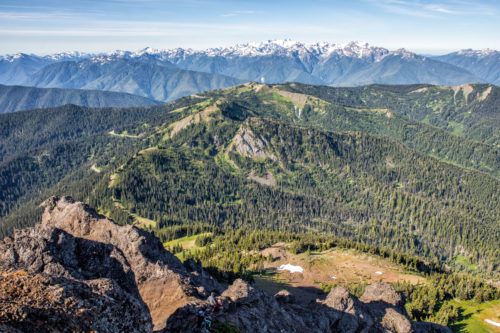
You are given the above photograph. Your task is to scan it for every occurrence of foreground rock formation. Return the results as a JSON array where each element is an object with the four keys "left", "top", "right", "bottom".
[{"left": 0, "top": 196, "right": 450, "bottom": 333}]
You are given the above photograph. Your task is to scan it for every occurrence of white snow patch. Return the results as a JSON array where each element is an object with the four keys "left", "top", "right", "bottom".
[
  {"left": 331, "top": 275, "right": 337, "bottom": 280},
  {"left": 277, "top": 263, "right": 304, "bottom": 274},
  {"left": 485, "top": 319, "right": 500, "bottom": 327},
  {"left": 375, "top": 271, "right": 383, "bottom": 275}
]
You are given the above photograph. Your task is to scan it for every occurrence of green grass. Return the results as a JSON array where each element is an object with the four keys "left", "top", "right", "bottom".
[
  {"left": 448, "top": 121, "right": 465, "bottom": 136},
  {"left": 453, "top": 255, "right": 479, "bottom": 272},
  {"left": 449, "top": 299, "right": 500, "bottom": 333},
  {"left": 163, "top": 232, "right": 212, "bottom": 258},
  {"left": 131, "top": 214, "right": 157, "bottom": 228}
]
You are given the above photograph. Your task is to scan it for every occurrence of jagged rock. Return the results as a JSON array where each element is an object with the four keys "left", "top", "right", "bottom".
[
  {"left": 0, "top": 270, "right": 151, "bottom": 333},
  {"left": 321, "top": 286, "right": 371, "bottom": 333},
  {"left": 361, "top": 282, "right": 403, "bottom": 307},
  {"left": 0, "top": 196, "right": 221, "bottom": 331},
  {"left": 0, "top": 196, "right": 450, "bottom": 333},
  {"left": 380, "top": 308, "right": 413, "bottom": 333}
]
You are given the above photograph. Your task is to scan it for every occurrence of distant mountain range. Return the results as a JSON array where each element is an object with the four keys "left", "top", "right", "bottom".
[
  {"left": 0, "top": 84, "right": 161, "bottom": 113},
  {"left": 433, "top": 48, "right": 500, "bottom": 85},
  {"left": 0, "top": 40, "right": 498, "bottom": 102}
]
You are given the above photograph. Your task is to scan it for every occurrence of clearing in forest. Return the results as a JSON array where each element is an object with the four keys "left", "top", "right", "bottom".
[{"left": 255, "top": 243, "right": 425, "bottom": 303}]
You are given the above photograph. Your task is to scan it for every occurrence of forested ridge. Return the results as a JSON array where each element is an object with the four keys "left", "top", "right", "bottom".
[{"left": 0, "top": 82, "right": 499, "bottom": 278}]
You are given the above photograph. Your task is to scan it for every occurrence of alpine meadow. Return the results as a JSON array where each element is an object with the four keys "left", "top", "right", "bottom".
[{"left": 0, "top": 1, "right": 499, "bottom": 333}]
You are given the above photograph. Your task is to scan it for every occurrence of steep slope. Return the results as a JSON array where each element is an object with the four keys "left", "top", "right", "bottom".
[
  {"left": 335, "top": 51, "right": 480, "bottom": 86},
  {"left": 0, "top": 84, "right": 160, "bottom": 113},
  {"left": 0, "top": 99, "right": 198, "bottom": 226},
  {"left": 104, "top": 112, "right": 498, "bottom": 272},
  {"left": 25, "top": 59, "right": 242, "bottom": 101},
  {"left": 434, "top": 49, "right": 500, "bottom": 85},
  {"left": 0, "top": 196, "right": 449, "bottom": 333},
  {"left": 0, "top": 83, "right": 498, "bottom": 274}
]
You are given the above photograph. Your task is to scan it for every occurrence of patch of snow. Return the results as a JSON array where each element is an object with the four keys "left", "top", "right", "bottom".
[
  {"left": 375, "top": 271, "right": 383, "bottom": 275},
  {"left": 277, "top": 263, "right": 304, "bottom": 274},
  {"left": 331, "top": 275, "right": 337, "bottom": 280},
  {"left": 485, "top": 319, "right": 500, "bottom": 327}
]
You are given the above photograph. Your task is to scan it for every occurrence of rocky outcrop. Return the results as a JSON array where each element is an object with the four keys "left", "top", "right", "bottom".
[
  {"left": 0, "top": 196, "right": 221, "bottom": 332},
  {"left": 229, "top": 124, "right": 277, "bottom": 161},
  {"left": 0, "top": 270, "right": 151, "bottom": 333},
  {"left": 0, "top": 196, "right": 450, "bottom": 333}
]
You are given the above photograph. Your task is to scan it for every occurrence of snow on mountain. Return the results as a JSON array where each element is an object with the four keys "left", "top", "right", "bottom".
[
  {"left": 434, "top": 49, "right": 499, "bottom": 85},
  {"left": 65, "top": 40, "right": 397, "bottom": 63},
  {"left": 3, "top": 41, "right": 498, "bottom": 65},
  {"left": 456, "top": 48, "right": 498, "bottom": 57},
  {"left": 0, "top": 40, "right": 437, "bottom": 65},
  {"left": 0, "top": 53, "right": 39, "bottom": 63},
  {"left": 1, "top": 41, "right": 495, "bottom": 88},
  {"left": 43, "top": 51, "right": 89, "bottom": 61},
  {"left": 148, "top": 40, "right": 393, "bottom": 60}
]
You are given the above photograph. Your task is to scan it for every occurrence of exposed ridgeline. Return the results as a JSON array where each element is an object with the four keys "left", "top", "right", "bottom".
[
  {"left": 0, "top": 83, "right": 499, "bottom": 275},
  {"left": 281, "top": 82, "right": 500, "bottom": 146},
  {"left": 0, "top": 196, "right": 450, "bottom": 333},
  {"left": 0, "top": 84, "right": 161, "bottom": 113}
]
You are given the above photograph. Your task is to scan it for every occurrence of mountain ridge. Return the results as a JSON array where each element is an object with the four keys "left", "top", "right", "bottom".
[
  {"left": 0, "top": 83, "right": 498, "bottom": 275},
  {"left": 0, "top": 84, "right": 161, "bottom": 113},
  {"left": 1, "top": 41, "right": 497, "bottom": 95}
]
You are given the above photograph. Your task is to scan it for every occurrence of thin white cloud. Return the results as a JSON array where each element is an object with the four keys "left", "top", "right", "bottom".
[
  {"left": 0, "top": 19, "right": 341, "bottom": 39},
  {"left": 366, "top": 0, "right": 497, "bottom": 18},
  {"left": 221, "top": 10, "right": 256, "bottom": 17},
  {"left": 0, "top": 11, "right": 82, "bottom": 20}
]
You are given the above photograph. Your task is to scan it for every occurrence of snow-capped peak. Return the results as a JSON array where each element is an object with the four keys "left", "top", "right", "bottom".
[
  {"left": 456, "top": 48, "right": 498, "bottom": 57},
  {"left": 43, "top": 51, "right": 88, "bottom": 61},
  {"left": 391, "top": 48, "right": 418, "bottom": 60},
  {"left": 0, "top": 40, "right": 430, "bottom": 64},
  {"left": 158, "top": 39, "right": 393, "bottom": 60},
  {"left": 1, "top": 53, "right": 35, "bottom": 62}
]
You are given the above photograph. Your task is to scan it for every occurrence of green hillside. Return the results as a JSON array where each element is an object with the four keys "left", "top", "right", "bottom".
[{"left": 0, "top": 83, "right": 498, "bottom": 277}]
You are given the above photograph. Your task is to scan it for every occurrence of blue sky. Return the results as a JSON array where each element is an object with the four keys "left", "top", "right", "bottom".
[{"left": 0, "top": 0, "right": 499, "bottom": 55}]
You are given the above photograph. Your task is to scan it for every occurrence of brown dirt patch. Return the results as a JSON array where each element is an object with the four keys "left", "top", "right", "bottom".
[
  {"left": 168, "top": 104, "right": 219, "bottom": 138},
  {"left": 257, "top": 245, "right": 425, "bottom": 301},
  {"left": 248, "top": 171, "right": 277, "bottom": 187}
]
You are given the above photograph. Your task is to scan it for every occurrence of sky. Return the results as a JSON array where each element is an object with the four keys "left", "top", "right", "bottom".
[{"left": 0, "top": 0, "right": 499, "bottom": 55}]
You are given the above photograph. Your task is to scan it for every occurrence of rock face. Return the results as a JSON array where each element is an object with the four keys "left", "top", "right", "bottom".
[
  {"left": 0, "top": 196, "right": 450, "bottom": 333},
  {"left": 0, "top": 196, "right": 220, "bottom": 332}
]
